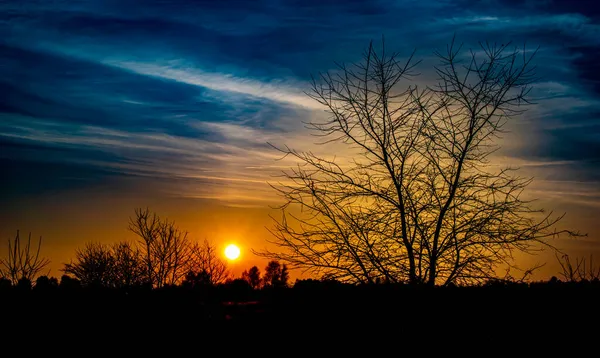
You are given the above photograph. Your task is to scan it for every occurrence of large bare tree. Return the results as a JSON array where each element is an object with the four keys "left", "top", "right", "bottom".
[{"left": 259, "top": 39, "right": 580, "bottom": 286}]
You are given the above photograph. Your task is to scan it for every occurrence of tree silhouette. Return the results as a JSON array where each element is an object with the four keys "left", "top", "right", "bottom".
[
  {"left": 129, "top": 208, "right": 191, "bottom": 288},
  {"left": 556, "top": 253, "right": 600, "bottom": 282},
  {"left": 34, "top": 275, "right": 59, "bottom": 291},
  {"left": 62, "top": 211, "right": 228, "bottom": 289},
  {"left": 59, "top": 275, "right": 81, "bottom": 290},
  {"left": 0, "top": 230, "right": 50, "bottom": 285},
  {"left": 63, "top": 242, "right": 116, "bottom": 288},
  {"left": 182, "top": 269, "right": 212, "bottom": 289},
  {"left": 0, "top": 277, "right": 10, "bottom": 291},
  {"left": 63, "top": 241, "right": 147, "bottom": 288},
  {"left": 16, "top": 277, "right": 32, "bottom": 291},
  {"left": 263, "top": 260, "right": 289, "bottom": 288},
  {"left": 111, "top": 242, "right": 148, "bottom": 288},
  {"left": 187, "top": 239, "right": 230, "bottom": 285},
  {"left": 259, "top": 38, "right": 581, "bottom": 285},
  {"left": 241, "top": 266, "right": 261, "bottom": 289},
  {"left": 280, "top": 264, "right": 289, "bottom": 287}
]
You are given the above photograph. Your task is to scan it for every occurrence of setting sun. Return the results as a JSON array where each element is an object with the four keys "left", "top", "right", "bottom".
[{"left": 224, "top": 244, "right": 241, "bottom": 261}]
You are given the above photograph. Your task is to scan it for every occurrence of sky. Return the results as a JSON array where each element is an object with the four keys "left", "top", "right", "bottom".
[{"left": 1, "top": 0, "right": 599, "bottom": 280}]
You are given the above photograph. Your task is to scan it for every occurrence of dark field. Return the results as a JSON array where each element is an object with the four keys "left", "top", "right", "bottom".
[{"left": 3, "top": 280, "right": 599, "bottom": 347}]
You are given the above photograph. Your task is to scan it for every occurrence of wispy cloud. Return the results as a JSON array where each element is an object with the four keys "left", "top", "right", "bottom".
[
  {"left": 1, "top": 0, "right": 599, "bottom": 210},
  {"left": 440, "top": 13, "right": 600, "bottom": 51},
  {"left": 104, "top": 60, "right": 323, "bottom": 110},
  {"left": 0, "top": 112, "right": 320, "bottom": 204}
]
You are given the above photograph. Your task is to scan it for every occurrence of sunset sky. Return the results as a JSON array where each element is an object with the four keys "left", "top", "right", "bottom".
[{"left": 1, "top": 0, "right": 599, "bottom": 280}]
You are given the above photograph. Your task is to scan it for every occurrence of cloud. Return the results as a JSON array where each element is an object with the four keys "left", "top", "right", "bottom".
[
  {"left": 1, "top": 0, "right": 599, "bottom": 211},
  {"left": 104, "top": 60, "right": 323, "bottom": 110},
  {"left": 0, "top": 110, "right": 321, "bottom": 203}
]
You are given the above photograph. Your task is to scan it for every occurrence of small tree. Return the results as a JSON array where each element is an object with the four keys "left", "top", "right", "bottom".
[
  {"left": 263, "top": 260, "right": 289, "bottom": 288},
  {"left": 16, "top": 277, "right": 32, "bottom": 291},
  {"left": 0, "top": 230, "right": 50, "bottom": 285},
  {"left": 63, "top": 241, "right": 147, "bottom": 288},
  {"left": 187, "top": 239, "right": 230, "bottom": 285},
  {"left": 111, "top": 242, "right": 148, "bottom": 288},
  {"left": 241, "top": 266, "right": 261, "bottom": 289},
  {"left": 280, "top": 264, "right": 289, "bottom": 287},
  {"left": 182, "top": 270, "right": 212, "bottom": 289},
  {"left": 129, "top": 208, "right": 192, "bottom": 288},
  {"left": 63, "top": 242, "right": 115, "bottom": 288},
  {"left": 0, "top": 277, "right": 11, "bottom": 290},
  {"left": 34, "top": 276, "right": 59, "bottom": 290},
  {"left": 556, "top": 254, "right": 600, "bottom": 282},
  {"left": 59, "top": 275, "right": 81, "bottom": 290}
]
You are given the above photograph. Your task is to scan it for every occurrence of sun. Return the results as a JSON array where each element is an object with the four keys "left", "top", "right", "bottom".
[{"left": 224, "top": 244, "right": 241, "bottom": 261}]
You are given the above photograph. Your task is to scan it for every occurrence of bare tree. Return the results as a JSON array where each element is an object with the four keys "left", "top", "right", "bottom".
[
  {"left": 63, "top": 241, "right": 148, "bottom": 288},
  {"left": 0, "top": 230, "right": 50, "bottom": 285},
  {"left": 111, "top": 242, "right": 148, "bottom": 288},
  {"left": 258, "top": 38, "right": 581, "bottom": 286},
  {"left": 187, "top": 239, "right": 230, "bottom": 285},
  {"left": 63, "top": 242, "right": 115, "bottom": 287},
  {"left": 129, "top": 208, "right": 191, "bottom": 288},
  {"left": 556, "top": 254, "right": 600, "bottom": 282}
]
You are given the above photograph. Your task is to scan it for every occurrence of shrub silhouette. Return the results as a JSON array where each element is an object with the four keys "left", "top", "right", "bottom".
[
  {"left": 34, "top": 275, "right": 59, "bottom": 291},
  {"left": 182, "top": 270, "right": 212, "bottom": 290},
  {"left": 16, "top": 277, "right": 32, "bottom": 291},
  {"left": 0, "top": 277, "right": 11, "bottom": 291},
  {"left": 59, "top": 275, "right": 81, "bottom": 291}
]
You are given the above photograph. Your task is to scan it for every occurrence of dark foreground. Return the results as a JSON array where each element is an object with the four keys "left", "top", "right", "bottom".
[{"left": 3, "top": 281, "right": 599, "bottom": 350}]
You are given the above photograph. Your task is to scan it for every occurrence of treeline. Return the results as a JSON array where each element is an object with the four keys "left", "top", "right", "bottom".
[
  {"left": 0, "top": 208, "right": 292, "bottom": 293},
  {"left": 2, "top": 208, "right": 600, "bottom": 296},
  {"left": 3, "top": 269, "right": 600, "bottom": 294},
  {"left": 2, "top": 270, "right": 600, "bottom": 330},
  {"left": 1, "top": 208, "right": 599, "bottom": 329}
]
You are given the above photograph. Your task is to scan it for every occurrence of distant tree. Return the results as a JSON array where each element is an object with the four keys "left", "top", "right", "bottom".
[
  {"left": 222, "top": 278, "right": 253, "bottom": 300},
  {"left": 16, "top": 277, "right": 32, "bottom": 291},
  {"left": 111, "top": 242, "right": 148, "bottom": 288},
  {"left": 63, "top": 242, "right": 115, "bottom": 288},
  {"left": 241, "top": 266, "right": 261, "bottom": 289},
  {"left": 59, "top": 275, "right": 81, "bottom": 290},
  {"left": 187, "top": 239, "right": 230, "bottom": 285},
  {"left": 556, "top": 253, "right": 600, "bottom": 282},
  {"left": 34, "top": 275, "right": 59, "bottom": 291},
  {"left": 63, "top": 241, "right": 147, "bottom": 289},
  {"left": 226, "top": 278, "right": 253, "bottom": 291},
  {"left": 129, "top": 208, "right": 192, "bottom": 288},
  {"left": 260, "top": 38, "right": 582, "bottom": 285},
  {"left": 263, "top": 260, "right": 280, "bottom": 287},
  {"left": 0, "top": 277, "right": 10, "bottom": 290},
  {"left": 263, "top": 260, "right": 289, "bottom": 288},
  {"left": 0, "top": 230, "right": 50, "bottom": 285},
  {"left": 280, "top": 264, "right": 289, "bottom": 287},
  {"left": 182, "top": 270, "right": 212, "bottom": 289}
]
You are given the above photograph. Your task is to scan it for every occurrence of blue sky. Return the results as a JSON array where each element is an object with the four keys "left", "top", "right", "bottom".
[{"left": 1, "top": 0, "right": 599, "bottom": 277}]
